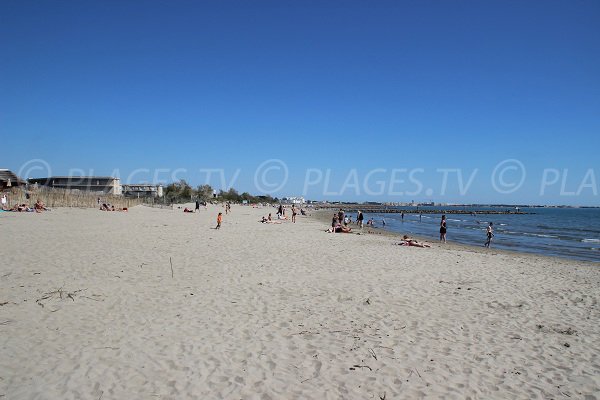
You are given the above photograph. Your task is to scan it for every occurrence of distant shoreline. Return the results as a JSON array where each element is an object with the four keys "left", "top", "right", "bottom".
[{"left": 309, "top": 209, "right": 600, "bottom": 265}]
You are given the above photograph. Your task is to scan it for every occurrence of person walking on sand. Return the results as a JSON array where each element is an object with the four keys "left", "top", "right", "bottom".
[
  {"left": 216, "top": 212, "right": 223, "bottom": 229},
  {"left": 440, "top": 215, "right": 447, "bottom": 243},
  {"left": 195, "top": 200, "right": 200, "bottom": 212},
  {"left": 484, "top": 222, "right": 494, "bottom": 248},
  {"left": 292, "top": 204, "right": 297, "bottom": 223}
]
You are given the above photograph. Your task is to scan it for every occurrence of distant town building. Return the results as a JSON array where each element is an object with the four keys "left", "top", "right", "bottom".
[
  {"left": 28, "top": 176, "right": 122, "bottom": 195},
  {"left": 121, "top": 183, "right": 163, "bottom": 198},
  {"left": 0, "top": 169, "right": 26, "bottom": 190},
  {"left": 282, "top": 196, "right": 306, "bottom": 204}
]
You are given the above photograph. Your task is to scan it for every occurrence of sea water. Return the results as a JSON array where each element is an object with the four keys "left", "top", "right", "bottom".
[{"left": 361, "top": 207, "right": 600, "bottom": 263}]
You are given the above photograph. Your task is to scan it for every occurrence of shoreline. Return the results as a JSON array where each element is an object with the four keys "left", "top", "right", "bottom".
[{"left": 309, "top": 209, "right": 600, "bottom": 266}]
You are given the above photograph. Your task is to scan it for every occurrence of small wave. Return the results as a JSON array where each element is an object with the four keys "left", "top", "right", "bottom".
[
  {"left": 503, "top": 231, "right": 559, "bottom": 239},
  {"left": 581, "top": 238, "right": 600, "bottom": 243}
]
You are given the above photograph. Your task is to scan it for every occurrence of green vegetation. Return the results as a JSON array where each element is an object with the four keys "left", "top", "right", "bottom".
[{"left": 162, "top": 180, "right": 277, "bottom": 204}]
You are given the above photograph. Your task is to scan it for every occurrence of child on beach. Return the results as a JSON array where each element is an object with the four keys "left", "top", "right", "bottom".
[{"left": 216, "top": 212, "right": 222, "bottom": 229}]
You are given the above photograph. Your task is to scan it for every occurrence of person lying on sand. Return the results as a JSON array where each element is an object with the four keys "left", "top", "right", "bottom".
[
  {"left": 327, "top": 223, "right": 352, "bottom": 233},
  {"left": 262, "top": 219, "right": 283, "bottom": 224},
  {"left": 395, "top": 235, "right": 431, "bottom": 248},
  {"left": 11, "top": 204, "right": 34, "bottom": 212},
  {"left": 183, "top": 207, "right": 194, "bottom": 213},
  {"left": 260, "top": 216, "right": 282, "bottom": 224}
]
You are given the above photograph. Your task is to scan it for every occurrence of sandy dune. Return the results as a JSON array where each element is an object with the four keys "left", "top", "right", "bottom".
[{"left": 1, "top": 204, "right": 599, "bottom": 399}]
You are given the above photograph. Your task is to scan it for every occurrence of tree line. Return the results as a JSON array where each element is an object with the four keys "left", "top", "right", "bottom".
[{"left": 162, "top": 180, "right": 278, "bottom": 204}]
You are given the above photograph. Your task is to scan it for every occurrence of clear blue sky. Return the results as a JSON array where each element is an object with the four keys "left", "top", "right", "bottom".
[{"left": 2, "top": 1, "right": 599, "bottom": 205}]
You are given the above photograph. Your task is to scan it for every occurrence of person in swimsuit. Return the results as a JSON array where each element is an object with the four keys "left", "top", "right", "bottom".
[
  {"left": 292, "top": 204, "right": 297, "bottom": 223},
  {"left": 440, "top": 215, "right": 447, "bottom": 243},
  {"left": 397, "top": 235, "right": 431, "bottom": 248},
  {"left": 484, "top": 222, "right": 494, "bottom": 248}
]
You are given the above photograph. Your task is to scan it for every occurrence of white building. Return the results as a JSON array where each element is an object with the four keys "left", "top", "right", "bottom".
[{"left": 283, "top": 196, "right": 306, "bottom": 204}]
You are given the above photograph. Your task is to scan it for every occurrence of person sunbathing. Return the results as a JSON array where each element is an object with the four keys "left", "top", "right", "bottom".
[
  {"left": 396, "top": 235, "right": 431, "bottom": 247},
  {"left": 183, "top": 207, "right": 194, "bottom": 213},
  {"left": 34, "top": 200, "right": 49, "bottom": 212},
  {"left": 12, "top": 204, "right": 33, "bottom": 212},
  {"left": 327, "top": 223, "right": 352, "bottom": 233},
  {"left": 260, "top": 216, "right": 282, "bottom": 224}
]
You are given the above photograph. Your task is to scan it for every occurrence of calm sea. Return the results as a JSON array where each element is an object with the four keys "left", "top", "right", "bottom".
[{"left": 360, "top": 207, "right": 600, "bottom": 263}]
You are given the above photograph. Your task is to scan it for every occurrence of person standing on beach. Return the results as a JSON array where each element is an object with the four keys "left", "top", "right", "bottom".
[
  {"left": 357, "top": 211, "right": 364, "bottom": 228},
  {"left": 216, "top": 212, "right": 223, "bottom": 229},
  {"left": 440, "top": 215, "right": 447, "bottom": 243},
  {"left": 484, "top": 222, "right": 494, "bottom": 248},
  {"left": 292, "top": 204, "right": 297, "bottom": 223},
  {"left": 338, "top": 209, "right": 345, "bottom": 226},
  {"left": 195, "top": 200, "right": 200, "bottom": 212}
]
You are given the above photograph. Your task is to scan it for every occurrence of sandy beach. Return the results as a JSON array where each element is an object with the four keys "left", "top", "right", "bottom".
[{"left": 1, "top": 204, "right": 599, "bottom": 399}]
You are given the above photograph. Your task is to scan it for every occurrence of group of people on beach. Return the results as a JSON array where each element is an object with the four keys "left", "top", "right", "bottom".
[
  {"left": 0, "top": 195, "right": 50, "bottom": 213},
  {"left": 100, "top": 203, "right": 127, "bottom": 212},
  {"left": 325, "top": 209, "right": 496, "bottom": 248}
]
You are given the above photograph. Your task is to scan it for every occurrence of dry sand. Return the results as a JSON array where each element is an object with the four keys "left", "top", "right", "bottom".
[{"left": 1, "top": 204, "right": 599, "bottom": 399}]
